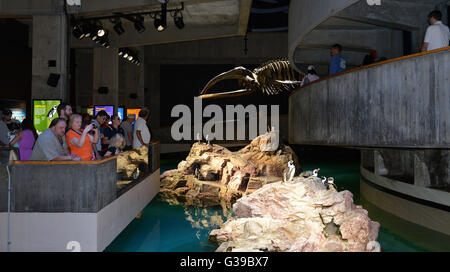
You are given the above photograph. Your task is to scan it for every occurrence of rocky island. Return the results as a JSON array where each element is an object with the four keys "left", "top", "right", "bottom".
[
  {"left": 209, "top": 176, "right": 381, "bottom": 252},
  {"left": 160, "top": 132, "right": 300, "bottom": 207}
]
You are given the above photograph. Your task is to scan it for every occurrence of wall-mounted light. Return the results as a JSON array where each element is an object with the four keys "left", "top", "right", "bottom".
[
  {"left": 110, "top": 17, "right": 125, "bottom": 35},
  {"left": 119, "top": 48, "right": 141, "bottom": 66},
  {"left": 173, "top": 10, "right": 184, "bottom": 29},
  {"left": 71, "top": 2, "right": 184, "bottom": 47},
  {"left": 133, "top": 15, "right": 146, "bottom": 33}
]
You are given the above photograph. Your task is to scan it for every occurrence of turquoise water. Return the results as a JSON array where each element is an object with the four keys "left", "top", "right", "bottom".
[{"left": 105, "top": 156, "right": 449, "bottom": 252}]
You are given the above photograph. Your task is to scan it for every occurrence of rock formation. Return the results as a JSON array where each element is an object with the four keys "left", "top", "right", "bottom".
[
  {"left": 209, "top": 176, "right": 381, "bottom": 252},
  {"left": 117, "top": 146, "right": 149, "bottom": 180},
  {"left": 160, "top": 132, "right": 300, "bottom": 207}
]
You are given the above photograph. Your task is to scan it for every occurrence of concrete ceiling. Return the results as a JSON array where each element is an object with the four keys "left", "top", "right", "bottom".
[
  {"left": 69, "top": 0, "right": 250, "bottom": 48},
  {"left": 0, "top": 0, "right": 252, "bottom": 48}
]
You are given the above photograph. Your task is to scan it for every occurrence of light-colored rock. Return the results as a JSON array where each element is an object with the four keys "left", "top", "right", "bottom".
[
  {"left": 210, "top": 176, "right": 381, "bottom": 252},
  {"left": 160, "top": 132, "right": 300, "bottom": 206},
  {"left": 117, "top": 146, "right": 148, "bottom": 179}
]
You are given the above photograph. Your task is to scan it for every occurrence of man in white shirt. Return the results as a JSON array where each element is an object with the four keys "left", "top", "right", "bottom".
[
  {"left": 133, "top": 108, "right": 151, "bottom": 149},
  {"left": 422, "top": 10, "right": 450, "bottom": 52}
]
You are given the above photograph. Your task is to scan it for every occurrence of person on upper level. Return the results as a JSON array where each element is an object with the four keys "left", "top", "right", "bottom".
[
  {"left": 301, "top": 65, "right": 320, "bottom": 86},
  {"left": 329, "top": 44, "right": 346, "bottom": 75},
  {"left": 421, "top": 10, "right": 450, "bottom": 52}
]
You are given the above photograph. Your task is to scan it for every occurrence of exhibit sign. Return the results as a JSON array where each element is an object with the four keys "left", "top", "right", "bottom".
[
  {"left": 33, "top": 99, "right": 61, "bottom": 134},
  {"left": 118, "top": 107, "right": 125, "bottom": 121},
  {"left": 11, "top": 108, "right": 26, "bottom": 122},
  {"left": 94, "top": 106, "right": 114, "bottom": 118},
  {"left": 126, "top": 109, "right": 140, "bottom": 120}
]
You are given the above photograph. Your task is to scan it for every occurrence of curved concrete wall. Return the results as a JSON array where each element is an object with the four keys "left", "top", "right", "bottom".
[
  {"left": 289, "top": 48, "right": 450, "bottom": 148},
  {"left": 288, "top": 0, "right": 359, "bottom": 71}
]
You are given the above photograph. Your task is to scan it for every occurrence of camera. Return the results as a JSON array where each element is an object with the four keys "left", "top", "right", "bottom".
[{"left": 88, "top": 123, "right": 98, "bottom": 135}]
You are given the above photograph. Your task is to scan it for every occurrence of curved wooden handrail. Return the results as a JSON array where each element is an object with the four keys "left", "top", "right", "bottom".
[
  {"left": 10, "top": 141, "right": 160, "bottom": 165},
  {"left": 10, "top": 155, "right": 118, "bottom": 165},
  {"left": 289, "top": 46, "right": 450, "bottom": 97}
]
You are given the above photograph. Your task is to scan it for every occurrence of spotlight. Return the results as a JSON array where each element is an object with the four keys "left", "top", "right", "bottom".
[
  {"left": 154, "top": 13, "right": 166, "bottom": 32},
  {"left": 98, "top": 36, "right": 109, "bottom": 47},
  {"left": 97, "top": 28, "right": 106, "bottom": 37},
  {"left": 174, "top": 11, "right": 184, "bottom": 29},
  {"left": 127, "top": 55, "right": 134, "bottom": 61},
  {"left": 90, "top": 21, "right": 106, "bottom": 40},
  {"left": 134, "top": 15, "right": 146, "bottom": 33},
  {"left": 118, "top": 50, "right": 124, "bottom": 56},
  {"left": 113, "top": 21, "right": 125, "bottom": 35},
  {"left": 72, "top": 25, "right": 84, "bottom": 39},
  {"left": 79, "top": 21, "right": 92, "bottom": 38}
]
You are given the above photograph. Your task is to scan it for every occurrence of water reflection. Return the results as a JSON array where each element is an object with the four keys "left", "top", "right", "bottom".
[{"left": 180, "top": 203, "right": 234, "bottom": 243}]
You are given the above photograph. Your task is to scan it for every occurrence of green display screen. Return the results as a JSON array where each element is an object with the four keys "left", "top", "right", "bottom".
[{"left": 33, "top": 100, "right": 61, "bottom": 134}]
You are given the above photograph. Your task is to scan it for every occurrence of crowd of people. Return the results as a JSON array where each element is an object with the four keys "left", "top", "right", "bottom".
[
  {"left": 0, "top": 104, "right": 152, "bottom": 162},
  {"left": 300, "top": 9, "right": 449, "bottom": 86}
]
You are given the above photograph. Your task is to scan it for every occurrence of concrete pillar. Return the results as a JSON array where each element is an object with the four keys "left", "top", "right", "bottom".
[
  {"left": 74, "top": 49, "right": 93, "bottom": 107},
  {"left": 93, "top": 47, "right": 118, "bottom": 112},
  {"left": 146, "top": 63, "right": 160, "bottom": 128},
  {"left": 31, "top": 15, "right": 68, "bottom": 101},
  {"left": 118, "top": 47, "right": 144, "bottom": 109}
]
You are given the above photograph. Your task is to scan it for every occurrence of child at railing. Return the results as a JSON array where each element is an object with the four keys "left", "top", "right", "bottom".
[{"left": 104, "top": 133, "right": 126, "bottom": 157}]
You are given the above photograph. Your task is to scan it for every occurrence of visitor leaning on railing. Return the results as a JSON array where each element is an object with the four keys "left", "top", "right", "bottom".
[
  {"left": 301, "top": 65, "right": 320, "bottom": 86},
  {"left": 103, "top": 133, "right": 126, "bottom": 157},
  {"left": 29, "top": 118, "right": 81, "bottom": 161},
  {"left": 91, "top": 110, "right": 109, "bottom": 160},
  {"left": 120, "top": 114, "right": 135, "bottom": 151},
  {"left": 8, "top": 118, "right": 38, "bottom": 161},
  {"left": 102, "top": 114, "right": 125, "bottom": 155}
]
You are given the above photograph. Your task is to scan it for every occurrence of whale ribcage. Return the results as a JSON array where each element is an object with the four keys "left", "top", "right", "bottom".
[{"left": 254, "top": 60, "right": 304, "bottom": 95}]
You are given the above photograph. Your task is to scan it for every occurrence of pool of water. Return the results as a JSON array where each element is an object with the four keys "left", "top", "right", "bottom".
[{"left": 105, "top": 155, "right": 449, "bottom": 252}]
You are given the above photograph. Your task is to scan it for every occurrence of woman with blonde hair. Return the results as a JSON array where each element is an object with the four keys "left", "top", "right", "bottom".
[
  {"left": 103, "top": 133, "right": 126, "bottom": 157},
  {"left": 66, "top": 114, "right": 98, "bottom": 161}
]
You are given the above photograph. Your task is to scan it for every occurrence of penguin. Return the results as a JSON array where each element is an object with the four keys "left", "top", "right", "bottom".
[
  {"left": 46, "top": 105, "right": 57, "bottom": 119},
  {"left": 312, "top": 168, "right": 320, "bottom": 177},
  {"left": 196, "top": 133, "right": 201, "bottom": 143},
  {"left": 194, "top": 167, "right": 201, "bottom": 180},
  {"left": 282, "top": 160, "right": 296, "bottom": 183},
  {"left": 300, "top": 168, "right": 320, "bottom": 178},
  {"left": 132, "top": 167, "right": 140, "bottom": 180},
  {"left": 327, "top": 177, "right": 337, "bottom": 190}
]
